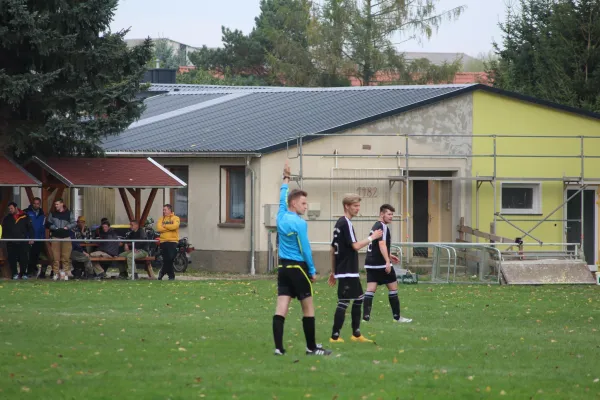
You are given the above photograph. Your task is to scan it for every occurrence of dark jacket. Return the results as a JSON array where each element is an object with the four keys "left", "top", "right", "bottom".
[
  {"left": 47, "top": 208, "right": 76, "bottom": 238},
  {"left": 25, "top": 206, "right": 46, "bottom": 240},
  {"left": 70, "top": 226, "right": 92, "bottom": 253},
  {"left": 126, "top": 228, "right": 148, "bottom": 252},
  {"left": 98, "top": 228, "right": 119, "bottom": 256},
  {"left": 1, "top": 210, "right": 34, "bottom": 240}
]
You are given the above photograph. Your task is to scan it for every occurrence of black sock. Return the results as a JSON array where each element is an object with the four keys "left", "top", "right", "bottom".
[
  {"left": 351, "top": 299, "right": 363, "bottom": 337},
  {"left": 303, "top": 317, "right": 316, "bottom": 350},
  {"left": 273, "top": 315, "right": 285, "bottom": 352},
  {"left": 389, "top": 290, "right": 400, "bottom": 321},
  {"left": 331, "top": 301, "right": 349, "bottom": 339},
  {"left": 363, "top": 291, "right": 375, "bottom": 320}
]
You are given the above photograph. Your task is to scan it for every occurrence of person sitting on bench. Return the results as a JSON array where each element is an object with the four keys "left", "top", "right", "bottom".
[
  {"left": 90, "top": 221, "right": 123, "bottom": 278},
  {"left": 71, "top": 216, "right": 105, "bottom": 280},
  {"left": 119, "top": 219, "right": 148, "bottom": 279}
]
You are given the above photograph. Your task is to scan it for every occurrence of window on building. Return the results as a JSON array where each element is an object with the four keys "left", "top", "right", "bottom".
[
  {"left": 501, "top": 183, "right": 541, "bottom": 214},
  {"left": 221, "top": 166, "right": 246, "bottom": 224},
  {"left": 168, "top": 166, "right": 189, "bottom": 223}
]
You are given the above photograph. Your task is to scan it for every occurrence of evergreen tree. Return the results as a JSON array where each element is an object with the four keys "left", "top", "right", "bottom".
[
  {"left": 489, "top": 0, "right": 600, "bottom": 112},
  {"left": 0, "top": 0, "right": 153, "bottom": 158}
]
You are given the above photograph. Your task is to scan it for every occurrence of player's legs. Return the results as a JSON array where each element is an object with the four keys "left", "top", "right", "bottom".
[
  {"left": 350, "top": 295, "right": 365, "bottom": 338},
  {"left": 273, "top": 295, "right": 291, "bottom": 354},
  {"left": 300, "top": 296, "right": 316, "bottom": 350},
  {"left": 363, "top": 279, "right": 379, "bottom": 322},
  {"left": 274, "top": 267, "right": 294, "bottom": 355},
  {"left": 276, "top": 295, "right": 292, "bottom": 317},
  {"left": 330, "top": 299, "right": 349, "bottom": 342},
  {"left": 386, "top": 281, "right": 400, "bottom": 321},
  {"left": 386, "top": 281, "right": 412, "bottom": 323}
]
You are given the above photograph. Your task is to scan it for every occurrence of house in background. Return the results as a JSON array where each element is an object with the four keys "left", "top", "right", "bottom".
[
  {"left": 91, "top": 83, "right": 600, "bottom": 274},
  {"left": 125, "top": 38, "right": 202, "bottom": 67}
]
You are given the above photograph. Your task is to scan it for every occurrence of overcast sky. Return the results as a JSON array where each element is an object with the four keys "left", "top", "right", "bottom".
[{"left": 110, "top": 0, "right": 509, "bottom": 57}]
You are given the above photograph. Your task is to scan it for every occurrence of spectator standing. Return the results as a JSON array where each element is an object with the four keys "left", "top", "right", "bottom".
[
  {"left": 90, "top": 221, "right": 122, "bottom": 278},
  {"left": 1, "top": 202, "right": 34, "bottom": 280},
  {"left": 25, "top": 197, "right": 46, "bottom": 278},
  {"left": 46, "top": 198, "right": 76, "bottom": 281},
  {"left": 70, "top": 216, "right": 105, "bottom": 279},
  {"left": 119, "top": 219, "right": 148, "bottom": 279},
  {"left": 157, "top": 204, "right": 180, "bottom": 281}
]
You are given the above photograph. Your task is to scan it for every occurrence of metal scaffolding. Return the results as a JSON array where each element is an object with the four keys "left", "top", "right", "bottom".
[{"left": 286, "top": 133, "right": 600, "bottom": 264}]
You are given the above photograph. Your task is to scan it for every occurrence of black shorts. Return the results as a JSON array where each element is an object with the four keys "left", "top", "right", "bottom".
[
  {"left": 337, "top": 277, "right": 364, "bottom": 300},
  {"left": 277, "top": 263, "right": 313, "bottom": 301},
  {"left": 366, "top": 268, "right": 398, "bottom": 286}
]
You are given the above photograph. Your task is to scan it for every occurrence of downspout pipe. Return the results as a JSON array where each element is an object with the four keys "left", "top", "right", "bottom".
[{"left": 246, "top": 157, "right": 256, "bottom": 275}]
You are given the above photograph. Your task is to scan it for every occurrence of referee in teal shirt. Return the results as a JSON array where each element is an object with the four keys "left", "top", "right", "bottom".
[{"left": 272, "top": 160, "right": 332, "bottom": 357}]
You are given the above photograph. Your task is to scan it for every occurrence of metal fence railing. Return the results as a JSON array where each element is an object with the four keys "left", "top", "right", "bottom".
[
  {"left": 308, "top": 241, "right": 583, "bottom": 284},
  {"left": 0, "top": 238, "right": 158, "bottom": 280}
]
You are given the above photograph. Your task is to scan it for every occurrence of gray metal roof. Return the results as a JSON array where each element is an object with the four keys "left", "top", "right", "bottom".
[
  {"left": 140, "top": 93, "right": 227, "bottom": 120},
  {"left": 104, "top": 84, "right": 478, "bottom": 153}
]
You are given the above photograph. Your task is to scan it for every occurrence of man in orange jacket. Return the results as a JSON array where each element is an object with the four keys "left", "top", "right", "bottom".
[{"left": 157, "top": 204, "right": 180, "bottom": 280}]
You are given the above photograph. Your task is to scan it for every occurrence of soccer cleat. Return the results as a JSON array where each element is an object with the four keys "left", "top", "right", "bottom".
[
  {"left": 329, "top": 337, "right": 345, "bottom": 343},
  {"left": 274, "top": 349, "right": 286, "bottom": 356},
  {"left": 362, "top": 316, "right": 370, "bottom": 322},
  {"left": 21, "top": 275, "right": 28, "bottom": 280},
  {"left": 12, "top": 275, "right": 19, "bottom": 280},
  {"left": 52, "top": 274, "right": 59, "bottom": 281},
  {"left": 395, "top": 316, "right": 413, "bottom": 323},
  {"left": 306, "top": 344, "right": 332, "bottom": 356},
  {"left": 351, "top": 335, "right": 373, "bottom": 343}
]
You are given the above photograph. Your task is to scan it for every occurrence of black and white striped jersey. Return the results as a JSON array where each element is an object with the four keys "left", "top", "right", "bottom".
[
  {"left": 330, "top": 216, "right": 359, "bottom": 278},
  {"left": 364, "top": 221, "right": 391, "bottom": 269}
]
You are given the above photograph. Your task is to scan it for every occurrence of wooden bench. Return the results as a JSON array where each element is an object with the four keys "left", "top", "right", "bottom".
[{"left": 89, "top": 256, "right": 157, "bottom": 279}]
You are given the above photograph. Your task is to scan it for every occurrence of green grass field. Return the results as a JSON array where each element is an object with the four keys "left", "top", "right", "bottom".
[{"left": 0, "top": 278, "right": 599, "bottom": 399}]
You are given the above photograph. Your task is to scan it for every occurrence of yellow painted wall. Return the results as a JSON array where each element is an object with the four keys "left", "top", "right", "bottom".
[{"left": 472, "top": 91, "right": 600, "bottom": 259}]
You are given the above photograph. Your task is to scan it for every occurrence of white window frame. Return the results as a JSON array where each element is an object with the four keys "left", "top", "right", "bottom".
[{"left": 500, "top": 182, "right": 542, "bottom": 215}]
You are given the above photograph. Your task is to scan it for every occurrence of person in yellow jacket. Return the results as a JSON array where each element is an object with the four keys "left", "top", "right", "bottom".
[{"left": 156, "top": 204, "right": 180, "bottom": 280}]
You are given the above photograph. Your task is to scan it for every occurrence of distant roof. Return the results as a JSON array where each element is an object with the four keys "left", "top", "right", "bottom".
[
  {"left": 0, "top": 155, "right": 41, "bottom": 187},
  {"left": 103, "top": 83, "right": 600, "bottom": 155},
  {"left": 402, "top": 52, "right": 477, "bottom": 66},
  {"left": 28, "top": 157, "right": 186, "bottom": 188}
]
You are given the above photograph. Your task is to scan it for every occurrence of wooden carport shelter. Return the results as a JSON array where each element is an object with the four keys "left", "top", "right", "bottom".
[
  {"left": 23, "top": 157, "right": 187, "bottom": 225},
  {"left": 0, "top": 155, "right": 42, "bottom": 278},
  {"left": 0, "top": 154, "right": 42, "bottom": 213}
]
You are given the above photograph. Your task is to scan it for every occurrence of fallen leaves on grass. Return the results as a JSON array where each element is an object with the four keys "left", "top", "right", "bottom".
[
  {"left": 178, "top": 347, "right": 187, "bottom": 352},
  {"left": 21, "top": 387, "right": 30, "bottom": 392}
]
